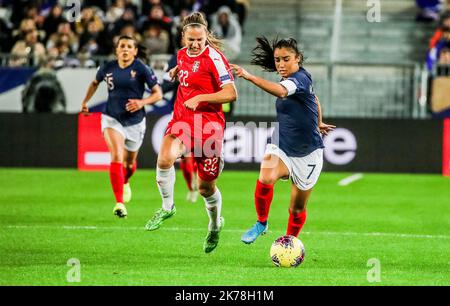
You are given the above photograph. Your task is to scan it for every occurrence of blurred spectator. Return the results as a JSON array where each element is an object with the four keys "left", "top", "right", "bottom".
[
  {"left": 0, "top": 16, "right": 13, "bottom": 52},
  {"left": 210, "top": 6, "right": 242, "bottom": 61},
  {"left": 74, "top": 7, "right": 103, "bottom": 37},
  {"left": 140, "top": 4, "right": 174, "bottom": 51},
  {"left": 112, "top": 7, "right": 136, "bottom": 35},
  {"left": 429, "top": 12, "right": 450, "bottom": 48},
  {"left": 142, "top": 0, "right": 174, "bottom": 18},
  {"left": 79, "top": 18, "right": 112, "bottom": 56},
  {"left": 142, "top": 22, "right": 170, "bottom": 54},
  {"left": 42, "top": 4, "right": 65, "bottom": 39},
  {"left": 10, "top": 0, "right": 34, "bottom": 28},
  {"left": 83, "top": 0, "right": 108, "bottom": 12},
  {"left": 10, "top": 28, "right": 46, "bottom": 66},
  {"left": 203, "top": 0, "right": 236, "bottom": 16},
  {"left": 439, "top": 45, "right": 450, "bottom": 64},
  {"left": 46, "top": 21, "right": 79, "bottom": 54},
  {"left": 427, "top": 26, "right": 450, "bottom": 71},
  {"left": 235, "top": 0, "right": 249, "bottom": 28},
  {"left": 116, "top": 21, "right": 142, "bottom": 43},
  {"left": 106, "top": 0, "right": 126, "bottom": 24},
  {"left": 22, "top": 64, "right": 66, "bottom": 113},
  {"left": 416, "top": 0, "right": 444, "bottom": 22}
]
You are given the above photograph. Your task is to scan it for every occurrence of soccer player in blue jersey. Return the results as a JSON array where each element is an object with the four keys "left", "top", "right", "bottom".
[
  {"left": 230, "top": 37, "right": 335, "bottom": 243},
  {"left": 81, "top": 35, "right": 163, "bottom": 218}
]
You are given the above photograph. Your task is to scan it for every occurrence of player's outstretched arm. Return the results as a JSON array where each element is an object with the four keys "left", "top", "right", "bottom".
[
  {"left": 81, "top": 80, "right": 100, "bottom": 114},
  {"left": 230, "top": 64, "right": 288, "bottom": 98},
  {"left": 315, "top": 95, "right": 336, "bottom": 136},
  {"left": 126, "top": 84, "right": 163, "bottom": 113},
  {"left": 183, "top": 83, "right": 237, "bottom": 111}
]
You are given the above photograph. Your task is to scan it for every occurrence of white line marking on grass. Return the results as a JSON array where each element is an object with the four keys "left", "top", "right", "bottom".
[
  {"left": 338, "top": 173, "right": 364, "bottom": 186},
  {"left": 3, "top": 225, "right": 449, "bottom": 240}
]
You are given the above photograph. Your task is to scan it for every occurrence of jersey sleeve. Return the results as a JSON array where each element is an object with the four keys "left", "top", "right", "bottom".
[
  {"left": 280, "top": 74, "right": 312, "bottom": 96},
  {"left": 143, "top": 64, "right": 159, "bottom": 89},
  {"left": 95, "top": 64, "right": 105, "bottom": 83},
  {"left": 207, "top": 48, "right": 234, "bottom": 87}
]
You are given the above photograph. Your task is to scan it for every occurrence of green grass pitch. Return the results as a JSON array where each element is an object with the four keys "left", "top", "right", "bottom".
[{"left": 0, "top": 168, "right": 449, "bottom": 286}]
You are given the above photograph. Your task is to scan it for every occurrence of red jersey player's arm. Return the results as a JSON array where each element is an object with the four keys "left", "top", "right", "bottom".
[
  {"left": 198, "top": 83, "right": 237, "bottom": 104},
  {"left": 183, "top": 83, "right": 237, "bottom": 110}
]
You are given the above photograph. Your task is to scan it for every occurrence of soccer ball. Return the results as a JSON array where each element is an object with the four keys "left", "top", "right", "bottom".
[{"left": 270, "top": 235, "right": 305, "bottom": 268}]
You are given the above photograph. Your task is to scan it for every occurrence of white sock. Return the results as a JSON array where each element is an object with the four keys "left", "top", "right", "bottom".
[
  {"left": 156, "top": 166, "right": 175, "bottom": 211},
  {"left": 204, "top": 188, "right": 222, "bottom": 231}
]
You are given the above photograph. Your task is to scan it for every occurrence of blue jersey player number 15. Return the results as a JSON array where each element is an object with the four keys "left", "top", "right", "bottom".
[{"left": 80, "top": 35, "right": 163, "bottom": 219}]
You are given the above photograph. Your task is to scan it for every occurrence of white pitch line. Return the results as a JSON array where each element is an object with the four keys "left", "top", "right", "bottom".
[
  {"left": 338, "top": 173, "right": 364, "bottom": 186},
  {"left": 2, "top": 225, "right": 449, "bottom": 240}
]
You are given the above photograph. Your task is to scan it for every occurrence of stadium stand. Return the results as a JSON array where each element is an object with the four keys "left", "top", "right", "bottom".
[{"left": 0, "top": 0, "right": 445, "bottom": 118}]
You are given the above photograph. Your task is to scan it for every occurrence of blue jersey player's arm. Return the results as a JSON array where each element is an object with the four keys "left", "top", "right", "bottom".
[
  {"left": 81, "top": 65, "right": 105, "bottom": 113},
  {"left": 230, "top": 64, "right": 289, "bottom": 98},
  {"left": 126, "top": 64, "right": 163, "bottom": 113}
]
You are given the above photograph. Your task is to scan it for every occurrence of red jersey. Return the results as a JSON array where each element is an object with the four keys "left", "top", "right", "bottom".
[
  {"left": 170, "top": 45, "right": 234, "bottom": 138},
  {"left": 166, "top": 45, "right": 234, "bottom": 181}
]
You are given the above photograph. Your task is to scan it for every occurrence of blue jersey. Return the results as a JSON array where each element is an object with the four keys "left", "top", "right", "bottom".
[
  {"left": 96, "top": 59, "right": 158, "bottom": 126},
  {"left": 272, "top": 67, "right": 324, "bottom": 157}
]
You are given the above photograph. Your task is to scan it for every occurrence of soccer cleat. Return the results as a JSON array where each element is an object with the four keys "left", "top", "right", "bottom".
[
  {"left": 203, "top": 217, "right": 225, "bottom": 253},
  {"left": 186, "top": 190, "right": 198, "bottom": 203},
  {"left": 241, "top": 221, "right": 268, "bottom": 244},
  {"left": 144, "top": 206, "right": 176, "bottom": 231},
  {"left": 123, "top": 183, "right": 132, "bottom": 203},
  {"left": 113, "top": 203, "right": 127, "bottom": 218}
]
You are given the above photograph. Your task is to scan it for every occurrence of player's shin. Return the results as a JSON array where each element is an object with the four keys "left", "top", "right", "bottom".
[
  {"left": 255, "top": 180, "right": 274, "bottom": 224},
  {"left": 123, "top": 161, "right": 137, "bottom": 184},
  {"left": 180, "top": 158, "right": 194, "bottom": 191},
  {"left": 204, "top": 188, "right": 222, "bottom": 231},
  {"left": 286, "top": 209, "right": 307, "bottom": 237},
  {"left": 110, "top": 162, "right": 124, "bottom": 203},
  {"left": 156, "top": 166, "right": 176, "bottom": 211}
]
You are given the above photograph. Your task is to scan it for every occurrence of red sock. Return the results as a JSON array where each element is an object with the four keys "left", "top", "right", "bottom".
[
  {"left": 254, "top": 180, "right": 274, "bottom": 223},
  {"left": 180, "top": 157, "right": 194, "bottom": 191},
  {"left": 123, "top": 162, "right": 137, "bottom": 184},
  {"left": 287, "top": 209, "right": 307, "bottom": 237},
  {"left": 110, "top": 162, "right": 124, "bottom": 203}
]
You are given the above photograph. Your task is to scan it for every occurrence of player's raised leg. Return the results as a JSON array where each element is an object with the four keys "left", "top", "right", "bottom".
[
  {"left": 145, "top": 135, "right": 184, "bottom": 230},
  {"left": 104, "top": 128, "right": 127, "bottom": 218},
  {"left": 180, "top": 156, "right": 198, "bottom": 203},
  {"left": 286, "top": 185, "right": 312, "bottom": 237},
  {"left": 123, "top": 150, "right": 138, "bottom": 203},
  {"left": 198, "top": 176, "right": 225, "bottom": 253},
  {"left": 241, "top": 154, "right": 289, "bottom": 244}
]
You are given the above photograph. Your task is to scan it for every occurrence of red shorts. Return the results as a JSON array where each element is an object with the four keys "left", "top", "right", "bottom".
[{"left": 166, "top": 118, "right": 224, "bottom": 181}]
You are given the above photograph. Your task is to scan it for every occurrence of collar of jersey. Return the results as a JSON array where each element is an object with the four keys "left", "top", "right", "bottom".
[{"left": 186, "top": 46, "right": 208, "bottom": 58}]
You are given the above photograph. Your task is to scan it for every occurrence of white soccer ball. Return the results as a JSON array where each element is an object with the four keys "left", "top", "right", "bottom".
[{"left": 270, "top": 235, "right": 305, "bottom": 268}]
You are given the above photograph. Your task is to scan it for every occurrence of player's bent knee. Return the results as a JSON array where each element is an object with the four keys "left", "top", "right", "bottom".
[
  {"left": 157, "top": 158, "right": 174, "bottom": 169},
  {"left": 198, "top": 184, "right": 215, "bottom": 198}
]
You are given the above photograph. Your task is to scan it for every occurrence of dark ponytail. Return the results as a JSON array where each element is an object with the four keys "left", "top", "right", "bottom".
[{"left": 251, "top": 36, "right": 304, "bottom": 72}]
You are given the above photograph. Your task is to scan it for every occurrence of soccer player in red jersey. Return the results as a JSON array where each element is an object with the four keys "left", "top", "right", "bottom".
[
  {"left": 81, "top": 36, "right": 162, "bottom": 218},
  {"left": 231, "top": 37, "right": 335, "bottom": 243},
  {"left": 144, "top": 12, "right": 237, "bottom": 253}
]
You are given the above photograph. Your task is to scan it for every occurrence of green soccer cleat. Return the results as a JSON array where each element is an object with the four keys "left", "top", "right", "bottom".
[
  {"left": 113, "top": 203, "right": 127, "bottom": 218},
  {"left": 144, "top": 206, "right": 176, "bottom": 231},
  {"left": 123, "top": 183, "right": 132, "bottom": 203},
  {"left": 203, "top": 217, "right": 225, "bottom": 253}
]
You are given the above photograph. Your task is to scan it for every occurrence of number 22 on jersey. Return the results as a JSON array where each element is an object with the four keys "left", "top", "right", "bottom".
[{"left": 179, "top": 70, "right": 189, "bottom": 87}]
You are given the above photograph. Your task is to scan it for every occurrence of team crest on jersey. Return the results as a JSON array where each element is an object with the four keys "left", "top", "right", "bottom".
[
  {"left": 192, "top": 61, "right": 200, "bottom": 72},
  {"left": 130, "top": 70, "right": 136, "bottom": 79}
]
